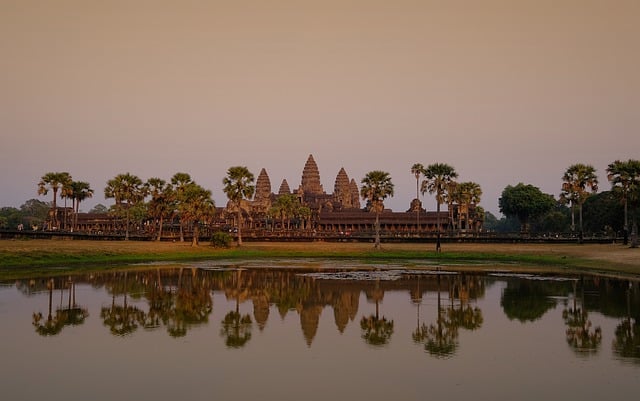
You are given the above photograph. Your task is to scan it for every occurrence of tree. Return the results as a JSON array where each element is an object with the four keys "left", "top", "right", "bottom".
[
  {"left": 171, "top": 173, "right": 194, "bottom": 242},
  {"left": 607, "top": 159, "right": 640, "bottom": 246},
  {"left": 421, "top": 163, "right": 458, "bottom": 252},
  {"left": 499, "top": 183, "right": 555, "bottom": 234},
  {"left": 104, "top": 173, "right": 147, "bottom": 240},
  {"left": 410, "top": 163, "right": 424, "bottom": 231},
  {"left": 222, "top": 166, "right": 255, "bottom": 246},
  {"left": 19, "top": 199, "right": 50, "bottom": 228},
  {"left": 69, "top": 181, "right": 94, "bottom": 231},
  {"left": 360, "top": 171, "right": 394, "bottom": 249},
  {"left": 561, "top": 164, "right": 598, "bottom": 243},
  {"left": 455, "top": 181, "right": 482, "bottom": 231},
  {"left": 179, "top": 182, "right": 215, "bottom": 246},
  {"left": 37, "top": 172, "right": 72, "bottom": 230},
  {"left": 146, "top": 178, "right": 174, "bottom": 241}
]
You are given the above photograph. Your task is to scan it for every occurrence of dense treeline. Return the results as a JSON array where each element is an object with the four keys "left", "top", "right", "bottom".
[{"left": 1, "top": 159, "right": 639, "bottom": 246}]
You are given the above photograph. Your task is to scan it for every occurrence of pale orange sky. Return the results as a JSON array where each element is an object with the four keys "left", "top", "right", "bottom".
[{"left": 1, "top": 0, "right": 638, "bottom": 215}]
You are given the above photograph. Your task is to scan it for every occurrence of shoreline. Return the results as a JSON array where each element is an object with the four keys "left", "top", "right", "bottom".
[{"left": 1, "top": 239, "right": 638, "bottom": 279}]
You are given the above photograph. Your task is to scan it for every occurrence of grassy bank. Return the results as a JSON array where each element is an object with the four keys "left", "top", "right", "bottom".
[{"left": 1, "top": 239, "right": 639, "bottom": 279}]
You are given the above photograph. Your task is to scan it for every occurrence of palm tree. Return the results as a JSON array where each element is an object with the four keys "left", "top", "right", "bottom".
[
  {"left": 422, "top": 163, "right": 458, "bottom": 252},
  {"left": 562, "top": 164, "right": 598, "bottom": 243},
  {"left": 146, "top": 178, "right": 174, "bottom": 241},
  {"left": 456, "top": 182, "right": 482, "bottom": 231},
  {"left": 171, "top": 172, "right": 194, "bottom": 242},
  {"left": 360, "top": 171, "right": 394, "bottom": 249},
  {"left": 179, "top": 182, "right": 216, "bottom": 246},
  {"left": 104, "top": 173, "right": 147, "bottom": 240},
  {"left": 37, "top": 172, "right": 72, "bottom": 230},
  {"left": 70, "top": 181, "right": 93, "bottom": 231},
  {"left": 607, "top": 159, "right": 640, "bottom": 246},
  {"left": 223, "top": 166, "right": 255, "bottom": 246},
  {"left": 410, "top": 163, "right": 424, "bottom": 232}
]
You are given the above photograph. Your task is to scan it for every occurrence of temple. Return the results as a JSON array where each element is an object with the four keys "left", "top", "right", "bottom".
[
  {"left": 221, "top": 154, "right": 482, "bottom": 237},
  {"left": 37, "top": 154, "right": 482, "bottom": 239}
]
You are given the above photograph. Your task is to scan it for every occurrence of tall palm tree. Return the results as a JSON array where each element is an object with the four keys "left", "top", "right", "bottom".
[
  {"left": 179, "top": 182, "right": 216, "bottom": 246},
  {"left": 37, "top": 172, "right": 72, "bottom": 230},
  {"left": 70, "top": 181, "right": 94, "bottom": 231},
  {"left": 607, "top": 159, "right": 640, "bottom": 246},
  {"left": 410, "top": 163, "right": 424, "bottom": 232},
  {"left": 456, "top": 182, "right": 482, "bottom": 231},
  {"left": 223, "top": 166, "right": 255, "bottom": 246},
  {"left": 104, "top": 173, "right": 147, "bottom": 240},
  {"left": 422, "top": 163, "right": 458, "bottom": 252},
  {"left": 562, "top": 164, "right": 598, "bottom": 243},
  {"left": 146, "top": 178, "right": 173, "bottom": 241},
  {"left": 171, "top": 172, "right": 194, "bottom": 242},
  {"left": 360, "top": 170, "right": 394, "bottom": 249}
]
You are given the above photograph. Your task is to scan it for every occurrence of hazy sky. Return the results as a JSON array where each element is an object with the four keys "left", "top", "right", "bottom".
[{"left": 1, "top": 0, "right": 638, "bottom": 215}]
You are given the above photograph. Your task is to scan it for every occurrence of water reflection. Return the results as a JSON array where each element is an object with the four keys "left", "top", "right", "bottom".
[
  {"left": 12, "top": 267, "right": 640, "bottom": 364},
  {"left": 32, "top": 278, "right": 89, "bottom": 336}
]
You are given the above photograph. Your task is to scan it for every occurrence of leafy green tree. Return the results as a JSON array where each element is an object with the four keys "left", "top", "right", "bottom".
[
  {"left": 607, "top": 159, "right": 640, "bottom": 246},
  {"left": 37, "top": 172, "right": 72, "bottom": 230},
  {"left": 360, "top": 170, "right": 394, "bottom": 249},
  {"left": 422, "top": 163, "right": 458, "bottom": 252},
  {"left": 104, "top": 173, "right": 147, "bottom": 240},
  {"left": 20, "top": 199, "right": 50, "bottom": 228},
  {"left": 499, "top": 183, "right": 555, "bottom": 234},
  {"left": 270, "top": 193, "right": 298, "bottom": 230},
  {"left": 561, "top": 164, "right": 598, "bottom": 243},
  {"left": 582, "top": 191, "right": 624, "bottom": 235},
  {"left": 223, "top": 166, "right": 255, "bottom": 246}
]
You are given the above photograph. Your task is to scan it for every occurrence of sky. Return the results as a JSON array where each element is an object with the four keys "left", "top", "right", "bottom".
[{"left": 1, "top": 0, "right": 639, "bottom": 216}]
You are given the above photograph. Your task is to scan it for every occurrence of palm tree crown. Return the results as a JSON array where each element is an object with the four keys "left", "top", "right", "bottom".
[
  {"left": 223, "top": 166, "right": 255, "bottom": 246},
  {"left": 361, "top": 170, "right": 394, "bottom": 249}
]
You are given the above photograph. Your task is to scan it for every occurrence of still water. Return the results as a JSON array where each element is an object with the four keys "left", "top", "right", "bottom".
[{"left": 1, "top": 261, "right": 638, "bottom": 401}]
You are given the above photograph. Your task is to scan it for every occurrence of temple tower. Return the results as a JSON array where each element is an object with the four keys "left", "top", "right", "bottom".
[
  {"left": 350, "top": 179, "right": 361, "bottom": 209},
  {"left": 254, "top": 168, "right": 272, "bottom": 202},
  {"left": 278, "top": 179, "right": 291, "bottom": 195},
  {"left": 334, "top": 167, "right": 352, "bottom": 208},
  {"left": 299, "top": 154, "right": 324, "bottom": 195}
]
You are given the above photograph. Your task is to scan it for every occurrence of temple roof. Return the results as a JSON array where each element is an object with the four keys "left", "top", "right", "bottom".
[
  {"left": 254, "top": 168, "right": 272, "bottom": 201},
  {"left": 278, "top": 179, "right": 291, "bottom": 195},
  {"left": 299, "top": 154, "right": 324, "bottom": 195}
]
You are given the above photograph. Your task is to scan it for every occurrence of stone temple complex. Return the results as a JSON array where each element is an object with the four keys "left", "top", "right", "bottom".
[
  {"left": 34, "top": 154, "right": 481, "bottom": 239},
  {"left": 222, "top": 154, "right": 482, "bottom": 236}
]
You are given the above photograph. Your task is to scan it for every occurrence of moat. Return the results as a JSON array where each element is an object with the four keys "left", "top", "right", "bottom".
[{"left": 1, "top": 262, "right": 638, "bottom": 401}]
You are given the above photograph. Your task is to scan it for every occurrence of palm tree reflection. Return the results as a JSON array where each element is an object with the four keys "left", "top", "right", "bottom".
[
  {"left": 360, "top": 279, "right": 394, "bottom": 346},
  {"left": 33, "top": 278, "right": 88, "bottom": 336},
  {"left": 101, "top": 272, "right": 144, "bottom": 336},
  {"left": 220, "top": 269, "right": 253, "bottom": 348},
  {"left": 612, "top": 281, "right": 640, "bottom": 362},
  {"left": 563, "top": 278, "right": 602, "bottom": 354},
  {"left": 413, "top": 275, "right": 458, "bottom": 358}
]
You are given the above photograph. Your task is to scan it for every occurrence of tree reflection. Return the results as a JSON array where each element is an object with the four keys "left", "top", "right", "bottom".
[
  {"left": 612, "top": 282, "right": 640, "bottom": 363},
  {"left": 101, "top": 272, "right": 144, "bottom": 336},
  {"left": 32, "top": 279, "right": 64, "bottom": 336},
  {"left": 501, "top": 279, "right": 557, "bottom": 323},
  {"left": 563, "top": 279, "right": 602, "bottom": 354},
  {"left": 413, "top": 275, "right": 458, "bottom": 358},
  {"left": 220, "top": 269, "right": 252, "bottom": 348},
  {"left": 360, "top": 279, "right": 394, "bottom": 346},
  {"left": 32, "top": 278, "right": 88, "bottom": 336}
]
